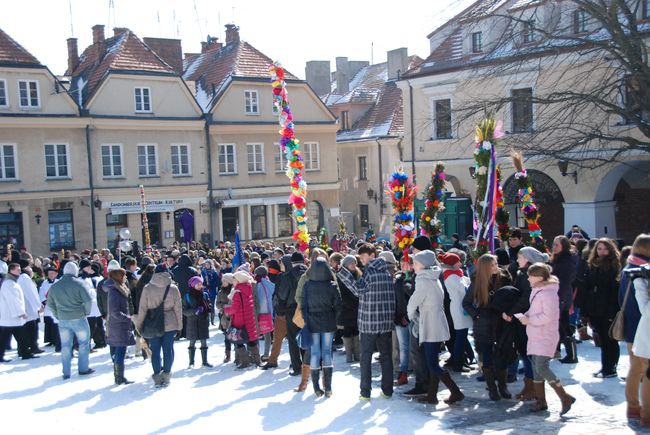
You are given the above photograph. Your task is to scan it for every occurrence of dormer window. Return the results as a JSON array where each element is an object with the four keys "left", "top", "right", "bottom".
[
  {"left": 18, "top": 80, "right": 39, "bottom": 108},
  {"left": 245, "top": 90, "right": 259, "bottom": 114},
  {"left": 341, "top": 110, "right": 350, "bottom": 131},
  {"left": 573, "top": 9, "right": 588, "bottom": 33},
  {"left": 644, "top": 0, "right": 650, "bottom": 19},
  {"left": 134, "top": 87, "right": 152, "bottom": 113},
  {"left": 0, "top": 80, "right": 7, "bottom": 107},
  {"left": 471, "top": 32, "right": 483, "bottom": 53},
  {"left": 522, "top": 20, "right": 535, "bottom": 44}
]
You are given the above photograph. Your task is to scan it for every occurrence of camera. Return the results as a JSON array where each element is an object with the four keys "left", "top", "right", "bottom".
[{"left": 624, "top": 264, "right": 650, "bottom": 280}]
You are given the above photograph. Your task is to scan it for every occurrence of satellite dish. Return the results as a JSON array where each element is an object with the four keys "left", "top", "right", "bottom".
[
  {"left": 119, "top": 228, "right": 131, "bottom": 240},
  {"left": 119, "top": 240, "right": 133, "bottom": 252}
]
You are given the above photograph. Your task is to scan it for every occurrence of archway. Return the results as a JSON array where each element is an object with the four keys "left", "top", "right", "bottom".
[
  {"left": 503, "top": 169, "right": 565, "bottom": 243},
  {"left": 307, "top": 200, "right": 324, "bottom": 234},
  {"left": 608, "top": 161, "right": 650, "bottom": 244}
]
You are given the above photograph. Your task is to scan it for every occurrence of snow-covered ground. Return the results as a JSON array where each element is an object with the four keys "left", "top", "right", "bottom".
[{"left": 0, "top": 326, "right": 646, "bottom": 434}]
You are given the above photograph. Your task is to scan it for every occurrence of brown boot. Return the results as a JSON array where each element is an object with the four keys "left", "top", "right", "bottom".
[
  {"left": 578, "top": 326, "right": 592, "bottom": 341},
  {"left": 249, "top": 345, "right": 262, "bottom": 367},
  {"left": 235, "top": 347, "right": 250, "bottom": 369},
  {"left": 627, "top": 405, "right": 641, "bottom": 419},
  {"left": 418, "top": 372, "right": 440, "bottom": 404},
  {"left": 438, "top": 371, "right": 464, "bottom": 404},
  {"left": 516, "top": 377, "right": 537, "bottom": 401},
  {"left": 530, "top": 381, "right": 548, "bottom": 412},
  {"left": 642, "top": 413, "right": 650, "bottom": 427},
  {"left": 294, "top": 364, "right": 311, "bottom": 392},
  {"left": 549, "top": 380, "right": 576, "bottom": 416}
]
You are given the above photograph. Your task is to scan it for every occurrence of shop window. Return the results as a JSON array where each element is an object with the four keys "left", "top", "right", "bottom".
[
  {"left": 48, "top": 209, "right": 75, "bottom": 250},
  {"left": 278, "top": 204, "right": 293, "bottom": 237},
  {"left": 251, "top": 205, "right": 267, "bottom": 239},
  {"left": 106, "top": 213, "right": 127, "bottom": 250}
]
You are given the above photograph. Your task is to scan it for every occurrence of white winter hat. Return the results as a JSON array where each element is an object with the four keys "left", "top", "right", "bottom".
[
  {"left": 107, "top": 260, "right": 121, "bottom": 272},
  {"left": 63, "top": 261, "right": 79, "bottom": 276}
]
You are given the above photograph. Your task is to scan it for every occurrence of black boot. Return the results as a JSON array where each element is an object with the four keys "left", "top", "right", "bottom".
[
  {"left": 497, "top": 369, "right": 512, "bottom": 399},
  {"left": 188, "top": 346, "right": 196, "bottom": 367},
  {"left": 323, "top": 367, "right": 333, "bottom": 398},
  {"left": 438, "top": 371, "right": 464, "bottom": 404},
  {"left": 483, "top": 367, "right": 500, "bottom": 401},
  {"left": 418, "top": 371, "right": 440, "bottom": 404},
  {"left": 560, "top": 339, "right": 578, "bottom": 364},
  {"left": 200, "top": 347, "right": 213, "bottom": 367},
  {"left": 311, "top": 369, "right": 324, "bottom": 397},
  {"left": 114, "top": 363, "right": 133, "bottom": 385}
]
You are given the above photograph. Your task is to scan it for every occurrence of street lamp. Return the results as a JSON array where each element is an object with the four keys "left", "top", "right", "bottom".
[{"left": 557, "top": 160, "right": 578, "bottom": 184}]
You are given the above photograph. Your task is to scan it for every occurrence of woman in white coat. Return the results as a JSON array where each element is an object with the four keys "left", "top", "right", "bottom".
[
  {"left": 631, "top": 234, "right": 650, "bottom": 428},
  {"left": 407, "top": 250, "right": 464, "bottom": 405},
  {"left": 0, "top": 263, "right": 28, "bottom": 361}
]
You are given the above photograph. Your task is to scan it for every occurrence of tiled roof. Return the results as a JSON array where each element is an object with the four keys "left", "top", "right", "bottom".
[
  {"left": 0, "top": 27, "right": 40, "bottom": 66},
  {"left": 69, "top": 30, "right": 176, "bottom": 107},
  {"left": 337, "top": 81, "right": 404, "bottom": 141},
  {"left": 183, "top": 41, "right": 299, "bottom": 112}
]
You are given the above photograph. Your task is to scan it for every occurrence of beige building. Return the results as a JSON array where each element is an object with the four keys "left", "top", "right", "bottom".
[
  {"left": 0, "top": 24, "right": 340, "bottom": 255},
  {"left": 308, "top": 50, "right": 422, "bottom": 238},
  {"left": 183, "top": 25, "right": 340, "bottom": 242},
  {"left": 398, "top": 0, "right": 650, "bottom": 243}
]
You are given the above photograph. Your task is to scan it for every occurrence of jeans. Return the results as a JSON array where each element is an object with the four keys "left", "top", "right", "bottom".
[
  {"left": 423, "top": 342, "right": 445, "bottom": 375},
  {"left": 59, "top": 318, "right": 91, "bottom": 376},
  {"left": 149, "top": 331, "right": 176, "bottom": 374},
  {"left": 360, "top": 332, "right": 393, "bottom": 398},
  {"left": 395, "top": 324, "right": 410, "bottom": 372},
  {"left": 111, "top": 346, "right": 126, "bottom": 365},
  {"left": 451, "top": 329, "right": 469, "bottom": 364},
  {"left": 591, "top": 316, "right": 620, "bottom": 374},
  {"left": 531, "top": 355, "right": 557, "bottom": 382},
  {"left": 477, "top": 341, "right": 494, "bottom": 369},
  {"left": 310, "top": 332, "right": 334, "bottom": 368}
]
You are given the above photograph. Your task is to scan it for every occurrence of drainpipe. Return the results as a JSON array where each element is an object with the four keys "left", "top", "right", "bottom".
[
  {"left": 375, "top": 139, "right": 384, "bottom": 212},
  {"left": 204, "top": 114, "right": 215, "bottom": 245},
  {"left": 407, "top": 80, "right": 418, "bottom": 232},
  {"left": 85, "top": 124, "right": 97, "bottom": 248}
]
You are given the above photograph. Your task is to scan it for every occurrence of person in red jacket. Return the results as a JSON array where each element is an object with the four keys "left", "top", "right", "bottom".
[{"left": 225, "top": 271, "right": 260, "bottom": 369}]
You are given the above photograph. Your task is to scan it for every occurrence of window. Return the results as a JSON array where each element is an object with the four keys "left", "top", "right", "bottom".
[
  {"left": 303, "top": 142, "right": 320, "bottom": 171},
  {"left": 48, "top": 209, "right": 75, "bottom": 250},
  {"left": 471, "top": 32, "right": 483, "bottom": 53},
  {"left": 247, "top": 143, "right": 264, "bottom": 173},
  {"left": 0, "top": 80, "right": 7, "bottom": 107},
  {"left": 359, "top": 204, "right": 369, "bottom": 228},
  {"left": 137, "top": 144, "right": 158, "bottom": 177},
  {"left": 218, "top": 144, "right": 237, "bottom": 174},
  {"left": 134, "top": 87, "right": 152, "bottom": 112},
  {"left": 573, "top": 9, "right": 588, "bottom": 33},
  {"left": 522, "top": 20, "right": 535, "bottom": 43},
  {"left": 171, "top": 144, "right": 191, "bottom": 176},
  {"left": 106, "top": 213, "right": 127, "bottom": 250},
  {"left": 434, "top": 99, "right": 452, "bottom": 139},
  {"left": 244, "top": 90, "right": 259, "bottom": 114},
  {"left": 272, "top": 100, "right": 280, "bottom": 114},
  {"left": 101, "top": 144, "right": 123, "bottom": 178},
  {"left": 0, "top": 145, "right": 16, "bottom": 180},
  {"left": 18, "top": 80, "right": 39, "bottom": 108},
  {"left": 44, "top": 144, "right": 69, "bottom": 178},
  {"left": 358, "top": 156, "right": 367, "bottom": 180},
  {"left": 644, "top": 0, "right": 650, "bottom": 19},
  {"left": 277, "top": 204, "right": 293, "bottom": 237},
  {"left": 274, "top": 144, "right": 286, "bottom": 173},
  {"left": 623, "top": 76, "right": 643, "bottom": 124},
  {"left": 512, "top": 88, "right": 534, "bottom": 133},
  {"left": 341, "top": 111, "right": 350, "bottom": 131},
  {"left": 251, "top": 205, "right": 267, "bottom": 239}
]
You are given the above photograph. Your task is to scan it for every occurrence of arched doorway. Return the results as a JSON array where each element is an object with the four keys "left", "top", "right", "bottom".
[
  {"left": 174, "top": 208, "right": 195, "bottom": 242},
  {"left": 307, "top": 200, "right": 324, "bottom": 235},
  {"left": 609, "top": 162, "right": 650, "bottom": 244},
  {"left": 503, "top": 169, "right": 565, "bottom": 243}
]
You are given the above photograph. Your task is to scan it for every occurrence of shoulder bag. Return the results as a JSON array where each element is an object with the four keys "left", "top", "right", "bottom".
[
  {"left": 257, "top": 281, "right": 274, "bottom": 334},
  {"left": 609, "top": 279, "right": 632, "bottom": 341}
]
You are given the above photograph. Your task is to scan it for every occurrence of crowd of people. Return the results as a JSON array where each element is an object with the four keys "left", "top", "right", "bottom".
[{"left": 0, "top": 226, "right": 649, "bottom": 426}]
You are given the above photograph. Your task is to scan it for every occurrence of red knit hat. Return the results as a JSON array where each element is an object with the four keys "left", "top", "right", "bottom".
[{"left": 438, "top": 252, "right": 461, "bottom": 267}]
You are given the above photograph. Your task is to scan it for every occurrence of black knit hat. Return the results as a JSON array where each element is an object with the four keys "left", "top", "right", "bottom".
[
  {"left": 291, "top": 252, "right": 304, "bottom": 263},
  {"left": 18, "top": 259, "right": 30, "bottom": 270},
  {"left": 79, "top": 258, "right": 92, "bottom": 270},
  {"left": 412, "top": 236, "right": 432, "bottom": 252}
]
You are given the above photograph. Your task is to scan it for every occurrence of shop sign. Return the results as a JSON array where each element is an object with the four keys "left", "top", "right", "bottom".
[{"left": 107, "top": 198, "right": 202, "bottom": 215}]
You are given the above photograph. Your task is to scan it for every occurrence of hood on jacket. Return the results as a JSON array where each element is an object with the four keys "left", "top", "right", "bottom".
[
  {"left": 309, "top": 257, "right": 333, "bottom": 282},
  {"left": 150, "top": 271, "right": 172, "bottom": 287},
  {"left": 367, "top": 257, "right": 388, "bottom": 273},
  {"left": 177, "top": 254, "right": 193, "bottom": 269},
  {"left": 280, "top": 255, "right": 293, "bottom": 273},
  {"left": 416, "top": 267, "right": 442, "bottom": 281},
  {"left": 531, "top": 282, "right": 559, "bottom": 295}
]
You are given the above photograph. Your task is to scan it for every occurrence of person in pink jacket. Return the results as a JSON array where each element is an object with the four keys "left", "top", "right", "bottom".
[
  {"left": 224, "top": 271, "right": 260, "bottom": 369},
  {"left": 517, "top": 263, "right": 576, "bottom": 416}
]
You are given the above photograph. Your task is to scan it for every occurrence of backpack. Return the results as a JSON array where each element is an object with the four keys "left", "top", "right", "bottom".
[{"left": 140, "top": 285, "right": 170, "bottom": 339}]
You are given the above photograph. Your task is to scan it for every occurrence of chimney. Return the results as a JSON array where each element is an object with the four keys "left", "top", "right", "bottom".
[
  {"left": 144, "top": 37, "right": 184, "bottom": 74},
  {"left": 66, "top": 38, "right": 79, "bottom": 75},
  {"left": 113, "top": 27, "right": 129, "bottom": 38},
  {"left": 92, "top": 24, "right": 106, "bottom": 59},
  {"left": 225, "top": 24, "right": 240, "bottom": 45},
  {"left": 335, "top": 57, "right": 350, "bottom": 94},
  {"left": 200, "top": 36, "right": 222, "bottom": 53},
  {"left": 305, "top": 61, "right": 331, "bottom": 97},
  {"left": 387, "top": 47, "right": 408, "bottom": 81}
]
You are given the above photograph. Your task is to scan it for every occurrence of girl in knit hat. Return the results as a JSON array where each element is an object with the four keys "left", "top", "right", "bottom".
[
  {"left": 439, "top": 252, "right": 473, "bottom": 373},
  {"left": 184, "top": 276, "right": 212, "bottom": 368},
  {"left": 408, "top": 250, "right": 464, "bottom": 405},
  {"left": 216, "top": 273, "right": 235, "bottom": 363},
  {"left": 225, "top": 271, "right": 261, "bottom": 368}
]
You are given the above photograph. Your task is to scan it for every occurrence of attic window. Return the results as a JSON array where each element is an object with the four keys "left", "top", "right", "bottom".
[
  {"left": 245, "top": 90, "right": 259, "bottom": 114},
  {"left": 18, "top": 80, "right": 39, "bottom": 108},
  {"left": 0, "top": 80, "right": 7, "bottom": 107},
  {"left": 341, "top": 111, "right": 350, "bottom": 131},
  {"left": 135, "top": 87, "right": 152, "bottom": 113},
  {"left": 522, "top": 20, "right": 535, "bottom": 44},
  {"left": 471, "top": 32, "right": 483, "bottom": 53},
  {"left": 645, "top": 0, "right": 650, "bottom": 19},
  {"left": 573, "top": 9, "right": 588, "bottom": 33}
]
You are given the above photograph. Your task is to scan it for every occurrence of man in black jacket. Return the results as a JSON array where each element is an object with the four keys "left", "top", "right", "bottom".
[{"left": 277, "top": 252, "right": 307, "bottom": 377}]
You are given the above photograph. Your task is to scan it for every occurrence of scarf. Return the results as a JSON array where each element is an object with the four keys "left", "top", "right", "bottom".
[{"left": 443, "top": 269, "right": 464, "bottom": 280}]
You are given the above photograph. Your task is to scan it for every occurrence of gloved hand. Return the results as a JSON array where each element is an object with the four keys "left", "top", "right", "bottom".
[
  {"left": 175, "top": 330, "right": 182, "bottom": 339},
  {"left": 195, "top": 306, "right": 204, "bottom": 316}
]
